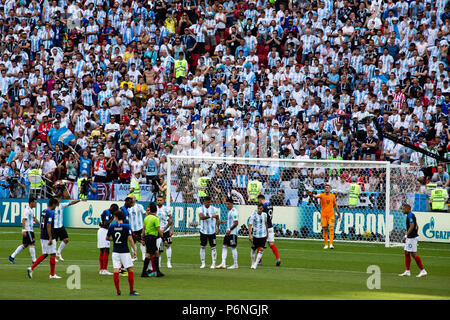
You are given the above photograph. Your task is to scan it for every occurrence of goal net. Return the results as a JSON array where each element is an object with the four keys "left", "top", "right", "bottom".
[{"left": 166, "top": 155, "right": 419, "bottom": 247}]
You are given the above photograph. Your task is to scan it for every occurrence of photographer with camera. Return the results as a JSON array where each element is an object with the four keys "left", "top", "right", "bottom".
[
  {"left": 77, "top": 170, "right": 98, "bottom": 200},
  {"left": 1, "top": 168, "right": 26, "bottom": 198}
]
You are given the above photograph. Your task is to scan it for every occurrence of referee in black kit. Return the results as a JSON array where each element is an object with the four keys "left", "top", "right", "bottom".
[{"left": 141, "top": 202, "right": 164, "bottom": 278}]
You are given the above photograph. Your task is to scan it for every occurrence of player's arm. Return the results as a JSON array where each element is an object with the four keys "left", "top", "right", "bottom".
[
  {"left": 156, "top": 226, "right": 163, "bottom": 238},
  {"left": 68, "top": 199, "right": 86, "bottom": 206},
  {"left": 21, "top": 218, "right": 27, "bottom": 236},
  {"left": 333, "top": 196, "right": 341, "bottom": 220},
  {"left": 213, "top": 212, "right": 220, "bottom": 235},
  {"left": 403, "top": 219, "right": 415, "bottom": 243},
  {"left": 248, "top": 215, "right": 253, "bottom": 242},
  {"left": 128, "top": 234, "right": 137, "bottom": 258},
  {"left": 47, "top": 219, "right": 53, "bottom": 245},
  {"left": 227, "top": 219, "right": 238, "bottom": 235}
]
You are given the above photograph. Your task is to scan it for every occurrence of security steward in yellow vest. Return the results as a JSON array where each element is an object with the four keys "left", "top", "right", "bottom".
[
  {"left": 247, "top": 180, "right": 262, "bottom": 204},
  {"left": 197, "top": 176, "right": 210, "bottom": 201},
  {"left": 128, "top": 172, "right": 142, "bottom": 201},
  {"left": 29, "top": 164, "right": 44, "bottom": 191},
  {"left": 174, "top": 52, "right": 188, "bottom": 85},
  {"left": 431, "top": 182, "right": 448, "bottom": 212},
  {"left": 348, "top": 182, "right": 360, "bottom": 206}
]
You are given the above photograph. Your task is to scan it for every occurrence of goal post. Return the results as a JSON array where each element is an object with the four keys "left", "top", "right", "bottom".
[{"left": 166, "top": 155, "right": 418, "bottom": 247}]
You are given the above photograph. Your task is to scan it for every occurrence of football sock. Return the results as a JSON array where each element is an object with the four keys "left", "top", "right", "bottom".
[
  {"left": 405, "top": 251, "right": 411, "bottom": 271},
  {"left": 128, "top": 271, "right": 134, "bottom": 292},
  {"left": 221, "top": 246, "right": 228, "bottom": 265},
  {"left": 150, "top": 257, "right": 155, "bottom": 272},
  {"left": 140, "top": 244, "right": 146, "bottom": 260},
  {"left": 323, "top": 229, "right": 328, "bottom": 245},
  {"left": 166, "top": 247, "right": 172, "bottom": 264},
  {"left": 251, "top": 249, "right": 256, "bottom": 265},
  {"left": 414, "top": 255, "right": 424, "bottom": 270},
  {"left": 99, "top": 252, "right": 104, "bottom": 270},
  {"left": 256, "top": 249, "right": 264, "bottom": 265},
  {"left": 211, "top": 247, "right": 217, "bottom": 265},
  {"left": 270, "top": 244, "right": 279, "bottom": 260},
  {"left": 31, "top": 254, "right": 46, "bottom": 270},
  {"left": 11, "top": 244, "right": 25, "bottom": 258},
  {"left": 231, "top": 247, "right": 238, "bottom": 265},
  {"left": 143, "top": 258, "right": 150, "bottom": 274},
  {"left": 50, "top": 257, "right": 56, "bottom": 276},
  {"left": 200, "top": 246, "right": 206, "bottom": 264},
  {"left": 113, "top": 272, "right": 120, "bottom": 293},
  {"left": 329, "top": 227, "right": 334, "bottom": 246},
  {"left": 57, "top": 242, "right": 66, "bottom": 255},
  {"left": 103, "top": 252, "right": 109, "bottom": 270},
  {"left": 257, "top": 247, "right": 262, "bottom": 262},
  {"left": 29, "top": 246, "right": 36, "bottom": 262}
]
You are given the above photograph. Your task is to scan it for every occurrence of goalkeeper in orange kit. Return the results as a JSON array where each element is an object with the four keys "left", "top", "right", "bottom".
[{"left": 311, "top": 184, "right": 341, "bottom": 249}]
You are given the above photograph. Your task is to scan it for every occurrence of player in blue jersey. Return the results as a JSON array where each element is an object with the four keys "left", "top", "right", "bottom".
[
  {"left": 9, "top": 197, "right": 39, "bottom": 264},
  {"left": 399, "top": 203, "right": 427, "bottom": 277},
  {"left": 106, "top": 210, "right": 139, "bottom": 296},
  {"left": 257, "top": 194, "right": 280, "bottom": 266},
  {"left": 118, "top": 197, "right": 134, "bottom": 275},
  {"left": 27, "top": 198, "right": 61, "bottom": 279},
  {"left": 197, "top": 196, "right": 220, "bottom": 269},
  {"left": 98, "top": 203, "right": 119, "bottom": 275},
  {"left": 216, "top": 197, "right": 239, "bottom": 269},
  {"left": 248, "top": 203, "right": 268, "bottom": 269}
]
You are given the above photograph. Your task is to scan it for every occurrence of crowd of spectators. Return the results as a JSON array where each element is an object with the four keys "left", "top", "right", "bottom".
[{"left": 0, "top": 0, "right": 449, "bottom": 200}]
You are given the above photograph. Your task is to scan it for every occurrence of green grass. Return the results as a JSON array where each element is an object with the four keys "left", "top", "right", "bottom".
[{"left": 0, "top": 227, "right": 449, "bottom": 300}]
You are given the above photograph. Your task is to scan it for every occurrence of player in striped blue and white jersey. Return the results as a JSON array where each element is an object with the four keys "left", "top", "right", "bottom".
[
  {"left": 157, "top": 195, "right": 173, "bottom": 268},
  {"left": 53, "top": 195, "right": 86, "bottom": 262},
  {"left": 248, "top": 203, "right": 268, "bottom": 269},
  {"left": 9, "top": 197, "right": 39, "bottom": 264},
  {"left": 129, "top": 196, "right": 146, "bottom": 261},
  {"left": 216, "top": 197, "right": 239, "bottom": 269},
  {"left": 197, "top": 196, "right": 220, "bottom": 269}
]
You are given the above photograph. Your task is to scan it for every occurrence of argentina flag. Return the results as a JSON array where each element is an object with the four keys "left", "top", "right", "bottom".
[{"left": 57, "top": 126, "right": 77, "bottom": 145}]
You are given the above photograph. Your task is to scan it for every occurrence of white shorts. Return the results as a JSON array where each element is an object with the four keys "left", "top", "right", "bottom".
[
  {"left": 405, "top": 237, "right": 419, "bottom": 252},
  {"left": 267, "top": 227, "right": 275, "bottom": 243},
  {"left": 112, "top": 252, "right": 133, "bottom": 269},
  {"left": 97, "top": 228, "right": 110, "bottom": 249},
  {"left": 41, "top": 239, "right": 57, "bottom": 255}
]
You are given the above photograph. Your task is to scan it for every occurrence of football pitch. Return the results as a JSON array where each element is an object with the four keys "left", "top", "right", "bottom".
[{"left": 0, "top": 227, "right": 449, "bottom": 300}]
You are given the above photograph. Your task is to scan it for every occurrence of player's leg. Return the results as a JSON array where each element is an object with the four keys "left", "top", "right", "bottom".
[
  {"left": 328, "top": 217, "right": 335, "bottom": 249},
  {"left": 321, "top": 214, "right": 329, "bottom": 248},
  {"left": 267, "top": 227, "right": 280, "bottom": 265},
  {"left": 9, "top": 243, "right": 26, "bottom": 264},
  {"left": 410, "top": 239, "right": 427, "bottom": 277},
  {"left": 49, "top": 253, "right": 61, "bottom": 278},
  {"left": 229, "top": 235, "right": 238, "bottom": 268},
  {"left": 200, "top": 233, "right": 206, "bottom": 268},
  {"left": 122, "top": 253, "right": 139, "bottom": 295},
  {"left": 56, "top": 229, "right": 69, "bottom": 261},
  {"left": 255, "top": 246, "right": 264, "bottom": 269},
  {"left": 112, "top": 253, "right": 122, "bottom": 295},
  {"left": 250, "top": 247, "right": 257, "bottom": 269},
  {"left": 217, "top": 237, "right": 228, "bottom": 269},
  {"left": 29, "top": 243, "right": 36, "bottom": 263},
  {"left": 165, "top": 242, "right": 172, "bottom": 268},
  {"left": 210, "top": 235, "right": 217, "bottom": 269},
  {"left": 399, "top": 250, "right": 412, "bottom": 276}
]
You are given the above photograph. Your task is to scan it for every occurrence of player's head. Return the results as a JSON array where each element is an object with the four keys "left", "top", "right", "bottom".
[
  {"left": 48, "top": 197, "right": 59, "bottom": 210},
  {"left": 203, "top": 196, "right": 211, "bottom": 207},
  {"left": 149, "top": 202, "right": 157, "bottom": 214},
  {"left": 225, "top": 197, "right": 233, "bottom": 210},
  {"left": 130, "top": 195, "right": 137, "bottom": 205},
  {"left": 257, "top": 203, "right": 263, "bottom": 214},
  {"left": 113, "top": 209, "right": 125, "bottom": 222},
  {"left": 156, "top": 194, "right": 164, "bottom": 207},
  {"left": 401, "top": 203, "right": 411, "bottom": 214},
  {"left": 109, "top": 203, "right": 119, "bottom": 212},
  {"left": 28, "top": 196, "right": 37, "bottom": 208},
  {"left": 257, "top": 194, "right": 265, "bottom": 204},
  {"left": 324, "top": 184, "right": 331, "bottom": 193},
  {"left": 125, "top": 197, "right": 133, "bottom": 208}
]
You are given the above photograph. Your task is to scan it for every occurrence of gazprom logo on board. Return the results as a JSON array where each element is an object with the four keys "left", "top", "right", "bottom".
[
  {"left": 423, "top": 217, "right": 450, "bottom": 240},
  {"left": 82, "top": 205, "right": 100, "bottom": 226}
]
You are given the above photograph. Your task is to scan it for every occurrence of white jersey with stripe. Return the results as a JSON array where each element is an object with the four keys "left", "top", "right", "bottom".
[
  {"left": 22, "top": 205, "right": 36, "bottom": 232},
  {"left": 249, "top": 211, "right": 267, "bottom": 238},
  {"left": 128, "top": 204, "right": 145, "bottom": 231},
  {"left": 227, "top": 207, "right": 239, "bottom": 236},
  {"left": 198, "top": 205, "right": 219, "bottom": 235},
  {"left": 54, "top": 202, "right": 70, "bottom": 229},
  {"left": 157, "top": 205, "right": 171, "bottom": 232}
]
